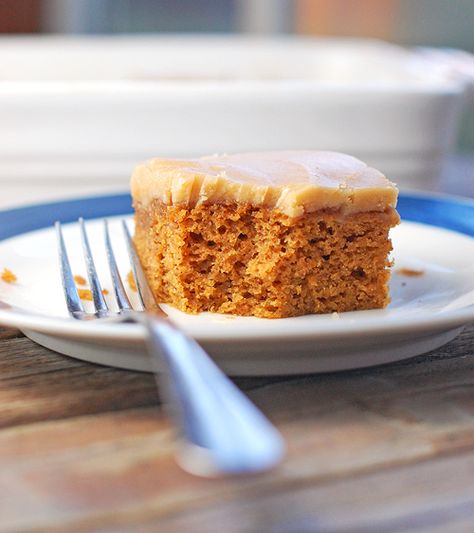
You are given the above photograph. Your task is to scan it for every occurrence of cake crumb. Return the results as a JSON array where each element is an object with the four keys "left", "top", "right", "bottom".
[
  {"left": 78, "top": 289, "right": 93, "bottom": 301},
  {"left": 1, "top": 268, "right": 17, "bottom": 283},
  {"left": 127, "top": 270, "right": 137, "bottom": 292},
  {"left": 77, "top": 288, "right": 109, "bottom": 300},
  {"left": 74, "top": 275, "right": 87, "bottom": 286},
  {"left": 397, "top": 268, "right": 424, "bottom": 277},
  {"left": 331, "top": 312, "right": 340, "bottom": 320}
]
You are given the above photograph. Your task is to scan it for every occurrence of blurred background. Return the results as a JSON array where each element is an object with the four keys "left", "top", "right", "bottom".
[
  {"left": 0, "top": 0, "right": 473, "bottom": 206},
  {"left": 2, "top": 0, "right": 473, "bottom": 150}
]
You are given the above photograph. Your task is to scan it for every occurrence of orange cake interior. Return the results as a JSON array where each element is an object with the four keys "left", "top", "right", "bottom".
[{"left": 131, "top": 151, "right": 399, "bottom": 318}]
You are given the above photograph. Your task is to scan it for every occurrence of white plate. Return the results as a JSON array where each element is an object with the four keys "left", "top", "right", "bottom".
[{"left": 0, "top": 192, "right": 473, "bottom": 375}]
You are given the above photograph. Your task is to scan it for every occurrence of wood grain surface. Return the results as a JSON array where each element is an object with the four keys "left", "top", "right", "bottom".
[{"left": 0, "top": 325, "right": 473, "bottom": 532}]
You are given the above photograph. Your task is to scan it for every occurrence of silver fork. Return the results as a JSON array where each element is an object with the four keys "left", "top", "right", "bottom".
[{"left": 55, "top": 218, "right": 285, "bottom": 476}]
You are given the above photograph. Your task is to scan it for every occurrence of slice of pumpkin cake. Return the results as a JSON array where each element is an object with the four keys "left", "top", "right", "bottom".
[{"left": 131, "top": 151, "right": 399, "bottom": 318}]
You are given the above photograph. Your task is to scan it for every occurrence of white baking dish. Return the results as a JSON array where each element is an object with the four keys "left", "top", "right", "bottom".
[{"left": 0, "top": 35, "right": 472, "bottom": 194}]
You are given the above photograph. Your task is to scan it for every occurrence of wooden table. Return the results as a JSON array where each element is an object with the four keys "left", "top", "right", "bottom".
[{"left": 1, "top": 157, "right": 473, "bottom": 532}]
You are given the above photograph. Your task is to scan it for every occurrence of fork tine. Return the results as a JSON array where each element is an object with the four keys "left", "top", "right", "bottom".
[
  {"left": 122, "top": 220, "right": 163, "bottom": 314},
  {"left": 79, "top": 218, "right": 109, "bottom": 318},
  {"left": 55, "top": 221, "right": 85, "bottom": 319},
  {"left": 121, "top": 220, "right": 146, "bottom": 310},
  {"left": 104, "top": 219, "right": 132, "bottom": 312}
]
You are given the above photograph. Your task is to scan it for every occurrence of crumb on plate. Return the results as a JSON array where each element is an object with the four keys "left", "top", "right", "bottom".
[
  {"left": 77, "top": 288, "right": 93, "bottom": 301},
  {"left": 396, "top": 268, "right": 424, "bottom": 277},
  {"left": 127, "top": 270, "right": 137, "bottom": 292},
  {"left": 77, "top": 288, "right": 109, "bottom": 301},
  {"left": 74, "top": 274, "right": 87, "bottom": 286},
  {"left": 1, "top": 268, "right": 17, "bottom": 284}
]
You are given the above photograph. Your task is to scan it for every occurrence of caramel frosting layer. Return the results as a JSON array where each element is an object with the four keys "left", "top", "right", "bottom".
[{"left": 131, "top": 151, "right": 398, "bottom": 218}]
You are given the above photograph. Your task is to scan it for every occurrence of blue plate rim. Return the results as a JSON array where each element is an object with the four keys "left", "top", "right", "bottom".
[{"left": 0, "top": 189, "right": 473, "bottom": 241}]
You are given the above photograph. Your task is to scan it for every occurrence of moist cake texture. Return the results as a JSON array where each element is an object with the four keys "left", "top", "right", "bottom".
[{"left": 131, "top": 151, "right": 399, "bottom": 318}]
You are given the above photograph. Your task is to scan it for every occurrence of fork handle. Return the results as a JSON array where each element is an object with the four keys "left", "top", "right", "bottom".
[{"left": 145, "top": 316, "right": 285, "bottom": 476}]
